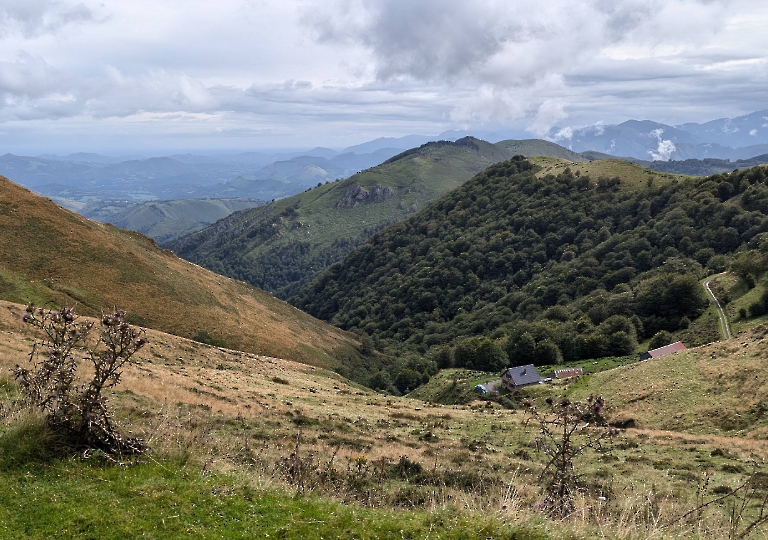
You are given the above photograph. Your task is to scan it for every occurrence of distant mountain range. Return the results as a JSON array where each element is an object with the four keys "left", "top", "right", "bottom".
[
  {"left": 0, "top": 146, "right": 405, "bottom": 209},
  {"left": 3, "top": 107, "right": 768, "bottom": 249},
  {"left": 89, "top": 198, "right": 266, "bottom": 244},
  {"left": 546, "top": 110, "right": 768, "bottom": 161},
  {"left": 334, "top": 110, "right": 768, "bottom": 162}
]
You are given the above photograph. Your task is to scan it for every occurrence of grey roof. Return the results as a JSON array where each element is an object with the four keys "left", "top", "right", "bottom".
[{"left": 503, "top": 364, "right": 541, "bottom": 386}]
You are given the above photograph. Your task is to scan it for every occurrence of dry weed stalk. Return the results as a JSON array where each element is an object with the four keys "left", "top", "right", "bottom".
[
  {"left": 669, "top": 460, "right": 768, "bottom": 539},
  {"left": 524, "top": 395, "right": 616, "bottom": 518},
  {"left": 14, "top": 305, "right": 147, "bottom": 454}
]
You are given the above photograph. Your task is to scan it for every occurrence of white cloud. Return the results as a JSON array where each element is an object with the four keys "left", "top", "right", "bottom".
[
  {"left": 527, "top": 99, "right": 569, "bottom": 137},
  {"left": 751, "top": 128, "right": 758, "bottom": 136},
  {"left": 722, "top": 119, "right": 739, "bottom": 133},
  {"left": 552, "top": 127, "right": 574, "bottom": 141},
  {"left": 648, "top": 128, "right": 677, "bottom": 161},
  {"left": 0, "top": 0, "right": 97, "bottom": 38},
  {"left": 0, "top": 0, "right": 766, "bottom": 153}
]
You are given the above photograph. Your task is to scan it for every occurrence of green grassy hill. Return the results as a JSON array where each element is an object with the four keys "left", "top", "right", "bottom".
[
  {"left": 528, "top": 321, "right": 768, "bottom": 438},
  {"left": 0, "top": 175, "right": 363, "bottom": 369},
  {"left": 104, "top": 198, "right": 265, "bottom": 243},
  {"left": 295, "top": 158, "right": 768, "bottom": 379},
  {"left": 170, "top": 137, "right": 587, "bottom": 299},
  {"left": 496, "top": 138, "right": 587, "bottom": 161}
]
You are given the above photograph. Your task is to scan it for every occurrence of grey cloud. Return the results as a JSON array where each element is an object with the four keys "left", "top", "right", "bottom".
[
  {"left": 0, "top": 0, "right": 764, "bottom": 153},
  {"left": 304, "top": 0, "right": 519, "bottom": 81},
  {"left": 0, "top": 0, "right": 96, "bottom": 38},
  {"left": 82, "top": 70, "right": 219, "bottom": 119},
  {"left": 0, "top": 52, "right": 69, "bottom": 99},
  {"left": 0, "top": 58, "right": 223, "bottom": 122},
  {"left": 528, "top": 99, "right": 569, "bottom": 136},
  {"left": 301, "top": 0, "right": 738, "bottom": 130},
  {"left": 303, "top": 0, "right": 727, "bottom": 85}
]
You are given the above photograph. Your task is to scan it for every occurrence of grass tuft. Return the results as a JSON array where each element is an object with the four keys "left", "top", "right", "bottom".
[{"left": 0, "top": 411, "right": 69, "bottom": 470}]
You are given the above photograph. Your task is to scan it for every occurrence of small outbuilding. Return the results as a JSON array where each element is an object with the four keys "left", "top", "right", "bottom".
[
  {"left": 640, "top": 341, "right": 686, "bottom": 360},
  {"left": 501, "top": 364, "right": 541, "bottom": 392},
  {"left": 553, "top": 367, "right": 583, "bottom": 379}
]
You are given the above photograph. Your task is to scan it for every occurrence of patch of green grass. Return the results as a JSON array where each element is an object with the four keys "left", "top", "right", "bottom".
[
  {"left": 0, "top": 413, "right": 70, "bottom": 470},
  {"left": 537, "top": 355, "right": 637, "bottom": 377},
  {"left": 297, "top": 343, "right": 337, "bottom": 369},
  {"left": 726, "top": 275, "right": 768, "bottom": 335},
  {"left": 408, "top": 369, "right": 491, "bottom": 405},
  {"left": 0, "top": 455, "right": 546, "bottom": 540}
]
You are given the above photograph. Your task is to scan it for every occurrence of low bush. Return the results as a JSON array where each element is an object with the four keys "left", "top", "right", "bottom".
[{"left": 14, "top": 305, "right": 147, "bottom": 454}]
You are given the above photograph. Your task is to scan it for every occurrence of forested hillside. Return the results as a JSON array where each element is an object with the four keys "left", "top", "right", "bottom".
[
  {"left": 646, "top": 153, "right": 768, "bottom": 176},
  {"left": 295, "top": 157, "right": 768, "bottom": 389},
  {"left": 169, "top": 138, "right": 599, "bottom": 299}
]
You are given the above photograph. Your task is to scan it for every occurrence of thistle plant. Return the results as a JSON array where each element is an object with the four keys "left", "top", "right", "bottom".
[
  {"left": 523, "top": 394, "right": 615, "bottom": 517},
  {"left": 15, "top": 305, "right": 147, "bottom": 454}
]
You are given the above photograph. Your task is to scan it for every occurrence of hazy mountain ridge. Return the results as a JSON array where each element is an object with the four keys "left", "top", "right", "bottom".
[
  {"left": 0, "top": 146, "right": 404, "bottom": 210},
  {"left": 551, "top": 109, "right": 768, "bottom": 161},
  {"left": 99, "top": 198, "right": 267, "bottom": 244}
]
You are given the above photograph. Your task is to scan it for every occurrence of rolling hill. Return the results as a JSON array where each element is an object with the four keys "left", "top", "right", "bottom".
[
  {"left": 0, "top": 174, "right": 364, "bottom": 371},
  {"left": 169, "top": 137, "right": 590, "bottom": 299},
  {"left": 93, "top": 198, "right": 266, "bottom": 244},
  {"left": 293, "top": 156, "right": 768, "bottom": 372}
]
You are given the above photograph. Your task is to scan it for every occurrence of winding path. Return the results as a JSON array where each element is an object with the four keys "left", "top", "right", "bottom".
[{"left": 703, "top": 274, "right": 731, "bottom": 340}]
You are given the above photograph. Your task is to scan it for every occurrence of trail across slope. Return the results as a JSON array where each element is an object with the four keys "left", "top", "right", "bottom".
[{"left": 704, "top": 274, "right": 732, "bottom": 340}]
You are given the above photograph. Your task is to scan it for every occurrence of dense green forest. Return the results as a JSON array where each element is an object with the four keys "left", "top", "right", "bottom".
[
  {"left": 294, "top": 157, "right": 768, "bottom": 392},
  {"left": 169, "top": 136, "right": 762, "bottom": 305},
  {"left": 646, "top": 154, "right": 768, "bottom": 176}
]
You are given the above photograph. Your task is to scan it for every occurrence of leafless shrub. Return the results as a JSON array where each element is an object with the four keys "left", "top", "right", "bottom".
[
  {"left": 14, "top": 304, "right": 147, "bottom": 455},
  {"left": 524, "top": 395, "right": 616, "bottom": 517}
]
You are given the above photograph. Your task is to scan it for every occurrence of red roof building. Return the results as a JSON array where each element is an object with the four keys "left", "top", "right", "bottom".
[
  {"left": 640, "top": 341, "right": 686, "bottom": 360},
  {"left": 553, "top": 367, "right": 583, "bottom": 379}
]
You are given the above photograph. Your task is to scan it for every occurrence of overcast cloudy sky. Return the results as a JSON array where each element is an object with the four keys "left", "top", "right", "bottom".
[{"left": 1, "top": 0, "right": 766, "bottom": 154}]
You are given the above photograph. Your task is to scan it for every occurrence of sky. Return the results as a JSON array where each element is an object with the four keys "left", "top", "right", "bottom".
[{"left": 0, "top": 0, "right": 767, "bottom": 155}]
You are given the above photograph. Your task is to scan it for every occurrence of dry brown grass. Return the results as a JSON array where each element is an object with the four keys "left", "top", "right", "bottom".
[
  {"left": 0, "top": 176, "right": 362, "bottom": 368},
  {"left": 530, "top": 156, "right": 687, "bottom": 188},
  {"left": 4, "top": 299, "right": 768, "bottom": 538}
]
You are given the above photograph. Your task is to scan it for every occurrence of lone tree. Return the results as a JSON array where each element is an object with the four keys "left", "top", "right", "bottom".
[{"left": 15, "top": 305, "right": 147, "bottom": 454}]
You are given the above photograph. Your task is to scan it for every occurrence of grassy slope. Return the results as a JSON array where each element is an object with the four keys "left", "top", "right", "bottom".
[
  {"left": 0, "top": 460, "right": 529, "bottom": 540},
  {"left": 496, "top": 139, "right": 588, "bottom": 161},
  {"left": 2, "top": 299, "right": 768, "bottom": 538},
  {"left": 530, "top": 155, "right": 691, "bottom": 187},
  {"left": 529, "top": 322, "right": 768, "bottom": 438},
  {"left": 0, "top": 177, "right": 361, "bottom": 369},
  {"left": 108, "top": 198, "right": 264, "bottom": 243}
]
